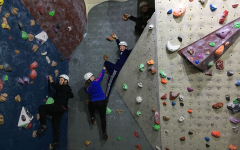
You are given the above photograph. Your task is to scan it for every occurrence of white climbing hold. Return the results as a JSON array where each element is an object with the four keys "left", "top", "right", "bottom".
[
  {"left": 149, "top": 24, "right": 154, "bottom": 29},
  {"left": 136, "top": 96, "right": 142, "bottom": 103},
  {"left": 35, "top": 31, "right": 48, "bottom": 44},
  {"left": 179, "top": 95, "right": 183, "bottom": 101},
  {"left": 18, "top": 107, "right": 34, "bottom": 127},
  {"left": 68, "top": 26, "right": 72, "bottom": 31},
  {"left": 228, "top": 102, "right": 235, "bottom": 108},
  {"left": 46, "top": 56, "right": 50, "bottom": 64},
  {"left": 179, "top": 116, "right": 184, "bottom": 122},
  {"left": 232, "top": 125, "right": 239, "bottom": 132},
  {"left": 167, "top": 41, "right": 180, "bottom": 52},
  {"left": 138, "top": 82, "right": 143, "bottom": 88},
  {"left": 41, "top": 51, "right": 47, "bottom": 56},
  {"left": 165, "top": 130, "right": 169, "bottom": 133},
  {"left": 156, "top": 146, "right": 161, "bottom": 150}
]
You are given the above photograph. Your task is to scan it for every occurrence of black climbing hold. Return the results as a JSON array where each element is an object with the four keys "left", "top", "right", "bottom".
[
  {"left": 3, "top": 64, "right": 12, "bottom": 72},
  {"left": 17, "top": 21, "right": 24, "bottom": 30},
  {"left": 180, "top": 103, "right": 184, "bottom": 106},
  {"left": 188, "top": 131, "right": 193, "bottom": 135},
  {"left": 227, "top": 71, "right": 233, "bottom": 76},
  {"left": 56, "top": 22, "right": 61, "bottom": 29},
  {"left": 21, "top": 115, "right": 26, "bottom": 121},
  {"left": 60, "top": 57, "right": 64, "bottom": 62},
  {"left": 226, "top": 95, "right": 230, "bottom": 101},
  {"left": 178, "top": 36, "right": 182, "bottom": 42},
  {"left": 206, "top": 144, "right": 210, "bottom": 148}
]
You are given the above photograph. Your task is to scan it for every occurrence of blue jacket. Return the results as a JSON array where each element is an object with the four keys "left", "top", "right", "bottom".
[
  {"left": 84, "top": 69, "right": 105, "bottom": 102},
  {"left": 115, "top": 39, "right": 132, "bottom": 67}
]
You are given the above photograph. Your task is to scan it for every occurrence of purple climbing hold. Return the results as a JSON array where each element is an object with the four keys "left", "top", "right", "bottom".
[
  {"left": 18, "top": 77, "right": 24, "bottom": 85},
  {"left": 39, "top": 39, "right": 43, "bottom": 43},
  {"left": 23, "top": 77, "right": 29, "bottom": 84},
  {"left": 54, "top": 28, "right": 58, "bottom": 33},
  {"left": 195, "top": 60, "right": 199, "bottom": 64},
  {"left": 216, "top": 28, "right": 230, "bottom": 39},
  {"left": 187, "top": 87, "right": 193, "bottom": 92},
  {"left": 230, "top": 117, "right": 240, "bottom": 124},
  {"left": 66, "top": 56, "right": 71, "bottom": 60},
  {"left": 46, "top": 76, "right": 49, "bottom": 80},
  {"left": 197, "top": 53, "right": 203, "bottom": 59}
]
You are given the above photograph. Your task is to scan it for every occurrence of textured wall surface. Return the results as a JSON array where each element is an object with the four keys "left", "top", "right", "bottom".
[
  {"left": 21, "top": 0, "right": 87, "bottom": 58},
  {"left": 0, "top": 0, "right": 69, "bottom": 150},
  {"left": 155, "top": 0, "right": 240, "bottom": 150}
]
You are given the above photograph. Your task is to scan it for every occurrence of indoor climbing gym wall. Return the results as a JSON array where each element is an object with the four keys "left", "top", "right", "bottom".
[{"left": 0, "top": 0, "right": 69, "bottom": 150}]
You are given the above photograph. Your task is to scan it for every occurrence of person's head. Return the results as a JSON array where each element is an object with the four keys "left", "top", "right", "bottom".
[
  {"left": 139, "top": 1, "right": 149, "bottom": 12},
  {"left": 119, "top": 41, "right": 128, "bottom": 52},
  {"left": 84, "top": 72, "right": 94, "bottom": 91},
  {"left": 59, "top": 74, "right": 69, "bottom": 85}
]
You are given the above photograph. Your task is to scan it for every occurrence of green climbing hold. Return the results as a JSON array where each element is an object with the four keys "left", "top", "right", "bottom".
[
  {"left": 49, "top": 10, "right": 55, "bottom": 16},
  {"left": 45, "top": 97, "right": 54, "bottom": 104},
  {"left": 209, "top": 42, "right": 215, "bottom": 47},
  {"left": 139, "top": 64, "right": 144, "bottom": 71},
  {"left": 136, "top": 111, "right": 141, "bottom": 116},
  {"left": 4, "top": 75, "right": 8, "bottom": 81},
  {"left": 106, "top": 107, "right": 111, "bottom": 114},
  {"left": 233, "top": 99, "right": 238, "bottom": 104},
  {"left": 208, "top": 61, "right": 214, "bottom": 67},
  {"left": 123, "top": 84, "right": 128, "bottom": 90},
  {"left": 234, "top": 21, "right": 240, "bottom": 28},
  {"left": 21, "top": 31, "right": 28, "bottom": 40},
  {"left": 117, "top": 137, "right": 121, "bottom": 141},
  {"left": 22, "top": 124, "right": 27, "bottom": 128},
  {"left": 153, "top": 124, "right": 160, "bottom": 131},
  {"left": 159, "top": 70, "right": 166, "bottom": 78}
]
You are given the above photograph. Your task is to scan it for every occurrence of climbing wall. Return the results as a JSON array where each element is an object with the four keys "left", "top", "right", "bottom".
[
  {"left": 0, "top": 0, "right": 69, "bottom": 149},
  {"left": 115, "top": 13, "right": 161, "bottom": 149},
  {"left": 155, "top": 0, "right": 240, "bottom": 149}
]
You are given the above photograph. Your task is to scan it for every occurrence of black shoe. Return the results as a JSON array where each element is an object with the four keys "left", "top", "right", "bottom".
[
  {"left": 36, "top": 125, "right": 47, "bottom": 135},
  {"left": 91, "top": 117, "right": 96, "bottom": 125},
  {"left": 50, "top": 142, "right": 60, "bottom": 149},
  {"left": 103, "top": 133, "right": 109, "bottom": 140}
]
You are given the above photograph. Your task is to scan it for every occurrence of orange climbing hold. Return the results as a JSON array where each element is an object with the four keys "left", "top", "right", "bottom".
[
  {"left": 188, "top": 110, "right": 193, "bottom": 114},
  {"left": 229, "top": 144, "right": 237, "bottom": 150},
  {"left": 215, "top": 45, "right": 224, "bottom": 56},
  {"left": 211, "top": 131, "right": 221, "bottom": 137},
  {"left": 173, "top": 6, "right": 186, "bottom": 17},
  {"left": 147, "top": 60, "right": 154, "bottom": 65},
  {"left": 30, "top": 69, "right": 37, "bottom": 80},
  {"left": 107, "top": 36, "right": 114, "bottom": 41},
  {"left": 30, "top": 61, "right": 38, "bottom": 70},
  {"left": 135, "top": 144, "right": 141, "bottom": 150},
  {"left": 117, "top": 110, "right": 122, "bottom": 114},
  {"left": 85, "top": 141, "right": 91, "bottom": 146},
  {"left": 225, "top": 42, "right": 229, "bottom": 46},
  {"left": 161, "top": 79, "right": 167, "bottom": 84},
  {"left": 0, "top": 79, "right": 3, "bottom": 91}
]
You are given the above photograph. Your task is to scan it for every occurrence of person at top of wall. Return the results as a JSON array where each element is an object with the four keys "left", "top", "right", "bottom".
[
  {"left": 84, "top": 68, "right": 109, "bottom": 140},
  {"left": 124, "top": 1, "right": 155, "bottom": 34},
  {"left": 104, "top": 34, "right": 132, "bottom": 100},
  {"left": 36, "top": 74, "right": 74, "bottom": 149}
]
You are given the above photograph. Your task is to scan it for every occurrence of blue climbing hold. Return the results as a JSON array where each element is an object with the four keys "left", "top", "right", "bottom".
[
  {"left": 167, "top": 9, "right": 172, "bottom": 14},
  {"left": 167, "top": 77, "right": 171, "bottom": 80},
  {"left": 171, "top": 102, "right": 176, "bottom": 106},
  {"left": 195, "top": 60, "right": 199, "bottom": 64},
  {"left": 205, "top": 137, "right": 210, "bottom": 141},
  {"left": 235, "top": 80, "right": 240, "bottom": 86},
  {"left": 210, "top": 4, "right": 217, "bottom": 12}
]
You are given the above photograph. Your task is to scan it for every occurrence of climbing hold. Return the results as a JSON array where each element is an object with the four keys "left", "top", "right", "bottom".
[
  {"left": 159, "top": 70, "right": 167, "bottom": 78},
  {"left": 187, "top": 87, "right": 193, "bottom": 92},
  {"left": 211, "top": 123, "right": 214, "bottom": 126},
  {"left": 235, "top": 80, "right": 240, "bottom": 86},
  {"left": 188, "top": 131, "right": 193, "bottom": 135},
  {"left": 224, "top": 42, "right": 229, "bottom": 47},
  {"left": 167, "top": 9, "right": 172, "bottom": 14},
  {"left": 30, "top": 20, "right": 35, "bottom": 26},
  {"left": 206, "top": 144, "right": 210, "bottom": 148},
  {"left": 204, "top": 137, "right": 210, "bottom": 141},
  {"left": 233, "top": 99, "right": 238, "bottom": 104},
  {"left": 138, "top": 82, "right": 143, "bottom": 88},
  {"left": 30, "top": 69, "right": 37, "bottom": 80},
  {"left": 54, "top": 70, "right": 59, "bottom": 77},
  {"left": 208, "top": 61, "right": 214, "bottom": 67},
  {"left": 180, "top": 103, "right": 184, "bottom": 106},
  {"left": 232, "top": 125, "right": 239, "bottom": 132},
  {"left": 171, "top": 102, "right": 176, "bottom": 106},
  {"left": 30, "top": 81, "right": 34, "bottom": 84},
  {"left": 135, "top": 144, "right": 141, "bottom": 150},
  {"left": 22, "top": 115, "right": 26, "bottom": 121},
  {"left": 212, "top": 102, "right": 223, "bottom": 109},
  {"left": 49, "top": 10, "right": 55, "bottom": 16},
  {"left": 46, "top": 56, "right": 50, "bottom": 64},
  {"left": 32, "top": 45, "right": 38, "bottom": 52},
  {"left": 4, "top": 75, "right": 8, "bottom": 81},
  {"left": 17, "top": 21, "right": 24, "bottom": 30},
  {"left": 205, "top": 70, "right": 212, "bottom": 76},
  {"left": 8, "top": 36, "right": 12, "bottom": 40},
  {"left": 219, "top": 10, "right": 228, "bottom": 24},
  {"left": 195, "top": 60, "right": 199, "bottom": 64},
  {"left": 139, "top": 64, "right": 144, "bottom": 71},
  {"left": 136, "top": 111, "right": 141, "bottom": 116},
  {"left": 180, "top": 137, "right": 185, "bottom": 141},
  {"left": 136, "top": 96, "right": 142, "bottom": 103},
  {"left": 0, "top": 79, "right": 3, "bottom": 91},
  {"left": 66, "top": 56, "right": 71, "bottom": 61},
  {"left": 1, "top": 17, "right": 10, "bottom": 30},
  {"left": 173, "top": 6, "right": 186, "bottom": 17},
  {"left": 234, "top": 21, "right": 240, "bottom": 28},
  {"left": 179, "top": 116, "right": 184, "bottom": 122},
  {"left": 216, "top": 29, "right": 230, "bottom": 39},
  {"left": 167, "top": 77, "right": 171, "bottom": 80},
  {"left": 229, "top": 144, "right": 237, "bottom": 150},
  {"left": 210, "top": 4, "right": 217, "bottom": 11},
  {"left": 4, "top": 13, "right": 9, "bottom": 18},
  {"left": 178, "top": 36, "right": 182, "bottom": 42},
  {"left": 156, "top": 146, "right": 161, "bottom": 150},
  {"left": 205, "top": 51, "right": 210, "bottom": 55},
  {"left": 68, "top": 26, "right": 72, "bottom": 31},
  {"left": 122, "top": 14, "right": 129, "bottom": 21},
  {"left": 187, "top": 47, "right": 194, "bottom": 55},
  {"left": 147, "top": 60, "right": 154, "bottom": 65},
  {"left": 225, "top": 95, "right": 230, "bottom": 101},
  {"left": 161, "top": 79, "right": 167, "bottom": 84},
  {"left": 23, "top": 77, "right": 29, "bottom": 84},
  {"left": 165, "top": 148, "right": 170, "bottom": 150},
  {"left": 30, "top": 61, "right": 38, "bottom": 70},
  {"left": 51, "top": 61, "right": 57, "bottom": 67},
  {"left": 28, "top": 34, "right": 34, "bottom": 42},
  {"left": 21, "top": 31, "right": 28, "bottom": 40},
  {"left": 153, "top": 124, "right": 160, "bottom": 130},
  {"left": 35, "top": 31, "right": 48, "bottom": 44},
  {"left": 188, "top": 110, "right": 193, "bottom": 114},
  {"left": 215, "top": 45, "right": 224, "bottom": 56},
  {"left": 11, "top": 7, "right": 18, "bottom": 15},
  {"left": 209, "top": 42, "right": 215, "bottom": 47},
  {"left": 134, "top": 131, "right": 139, "bottom": 138},
  {"left": 163, "top": 116, "right": 170, "bottom": 121},
  {"left": 0, "top": 93, "right": 7, "bottom": 102},
  {"left": 162, "top": 102, "right": 167, "bottom": 106},
  {"left": 148, "top": 66, "right": 156, "bottom": 74},
  {"left": 123, "top": 84, "right": 128, "bottom": 90},
  {"left": 38, "top": 4, "right": 43, "bottom": 14},
  {"left": 230, "top": 117, "right": 240, "bottom": 124},
  {"left": 197, "top": 53, "right": 203, "bottom": 59},
  {"left": 0, "top": 65, "right": 2, "bottom": 70},
  {"left": 41, "top": 51, "right": 47, "bottom": 56},
  {"left": 211, "top": 131, "right": 221, "bottom": 137},
  {"left": 54, "top": 28, "right": 58, "bottom": 33},
  {"left": 85, "top": 141, "right": 91, "bottom": 146},
  {"left": 232, "top": 4, "right": 239, "bottom": 8},
  {"left": 155, "top": 111, "right": 159, "bottom": 124},
  {"left": 103, "top": 54, "right": 108, "bottom": 60},
  {"left": 152, "top": 108, "right": 156, "bottom": 112},
  {"left": 198, "top": 0, "right": 205, "bottom": 4},
  {"left": 167, "top": 41, "right": 180, "bottom": 52},
  {"left": 0, "top": 114, "right": 4, "bottom": 125},
  {"left": 15, "top": 95, "right": 21, "bottom": 103},
  {"left": 149, "top": 24, "right": 154, "bottom": 29},
  {"left": 56, "top": 22, "right": 61, "bottom": 29},
  {"left": 18, "top": 77, "right": 24, "bottom": 85},
  {"left": 3, "top": 64, "right": 12, "bottom": 72},
  {"left": 117, "top": 110, "right": 122, "bottom": 114},
  {"left": 169, "top": 91, "right": 180, "bottom": 100},
  {"left": 106, "top": 107, "right": 111, "bottom": 114},
  {"left": 15, "top": 50, "right": 20, "bottom": 54},
  {"left": 227, "top": 71, "right": 233, "bottom": 76}
]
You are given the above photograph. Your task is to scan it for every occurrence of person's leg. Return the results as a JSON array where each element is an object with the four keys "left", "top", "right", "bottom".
[
  {"left": 52, "top": 113, "right": 64, "bottom": 144},
  {"left": 105, "top": 70, "right": 119, "bottom": 99},
  {"left": 88, "top": 101, "right": 97, "bottom": 124},
  {"left": 104, "top": 61, "right": 116, "bottom": 75},
  {"left": 98, "top": 100, "right": 107, "bottom": 133},
  {"left": 135, "top": 20, "right": 144, "bottom": 34}
]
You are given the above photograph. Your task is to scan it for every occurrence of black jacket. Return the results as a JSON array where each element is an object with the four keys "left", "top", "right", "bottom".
[{"left": 129, "top": 8, "right": 155, "bottom": 25}]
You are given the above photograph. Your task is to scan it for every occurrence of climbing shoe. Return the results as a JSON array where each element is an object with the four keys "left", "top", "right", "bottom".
[
  {"left": 91, "top": 117, "right": 96, "bottom": 125},
  {"left": 49, "top": 142, "right": 60, "bottom": 149},
  {"left": 36, "top": 125, "right": 47, "bottom": 135},
  {"left": 103, "top": 133, "right": 109, "bottom": 140}
]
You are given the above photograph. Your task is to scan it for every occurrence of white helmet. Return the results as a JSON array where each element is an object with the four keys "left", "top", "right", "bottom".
[
  {"left": 119, "top": 41, "right": 127, "bottom": 47},
  {"left": 59, "top": 74, "right": 69, "bottom": 82},
  {"left": 139, "top": 1, "right": 148, "bottom": 8},
  {"left": 84, "top": 72, "right": 93, "bottom": 80}
]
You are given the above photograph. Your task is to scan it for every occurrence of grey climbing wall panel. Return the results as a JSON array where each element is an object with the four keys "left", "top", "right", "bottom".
[
  {"left": 115, "top": 13, "right": 161, "bottom": 149},
  {"left": 68, "top": 1, "right": 154, "bottom": 149},
  {"left": 156, "top": 0, "right": 240, "bottom": 150}
]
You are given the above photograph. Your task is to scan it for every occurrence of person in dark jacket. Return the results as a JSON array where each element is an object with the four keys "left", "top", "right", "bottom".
[
  {"left": 124, "top": 1, "right": 155, "bottom": 34},
  {"left": 84, "top": 67, "right": 109, "bottom": 140},
  {"left": 104, "top": 34, "right": 132, "bottom": 99},
  {"left": 36, "top": 74, "right": 74, "bottom": 149}
]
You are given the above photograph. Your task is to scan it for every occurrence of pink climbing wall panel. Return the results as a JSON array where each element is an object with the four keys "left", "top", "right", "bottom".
[{"left": 20, "top": 0, "right": 87, "bottom": 58}]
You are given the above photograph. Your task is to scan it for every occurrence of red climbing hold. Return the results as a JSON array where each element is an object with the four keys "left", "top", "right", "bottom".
[
  {"left": 232, "top": 4, "right": 239, "bottom": 8},
  {"left": 180, "top": 136, "right": 186, "bottom": 141},
  {"left": 154, "top": 111, "right": 160, "bottom": 124},
  {"left": 212, "top": 102, "right": 223, "bottom": 109},
  {"left": 165, "top": 148, "right": 170, "bottom": 150},
  {"left": 26, "top": 122, "right": 32, "bottom": 129},
  {"left": 0, "top": 79, "right": 3, "bottom": 91},
  {"left": 161, "top": 93, "right": 167, "bottom": 100},
  {"left": 216, "top": 60, "right": 224, "bottom": 70},
  {"left": 30, "top": 69, "right": 37, "bottom": 80},
  {"left": 38, "top": 4, "right": 43, "bottom": 14},
  {"left": 169, "top": 91, "right": 180, "bottom": 100},
  {"left": 205, "top": 70, "right": 212, "bottom": 76},
  {"left": 134, "top": 131, "right": 139, "bottom": 138},
  {"left": 135, "top": 144, "right": 141, "bottom": 150},
  {"left": 163, "top": 102, "right": 167, "bottom": 106},
  {"left": 219, "top": 10, "right": 228, "bottom": 24},
  {"left": 9, "top": 36, "right": 12, "bottom": 40},
  {"left": 30, "top": 61, "right": 38, "bottom": 70}
]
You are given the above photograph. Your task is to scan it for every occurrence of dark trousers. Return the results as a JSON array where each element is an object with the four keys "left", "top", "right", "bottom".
[
  {"left": 135, "top": 20, "right": 147, "bottom": 34},
  {"left": 88, "top": 100, "right": 107, "bottom": 133},
  {"left": 39, "top": 104, "right": 65, "bottom": 143}
]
